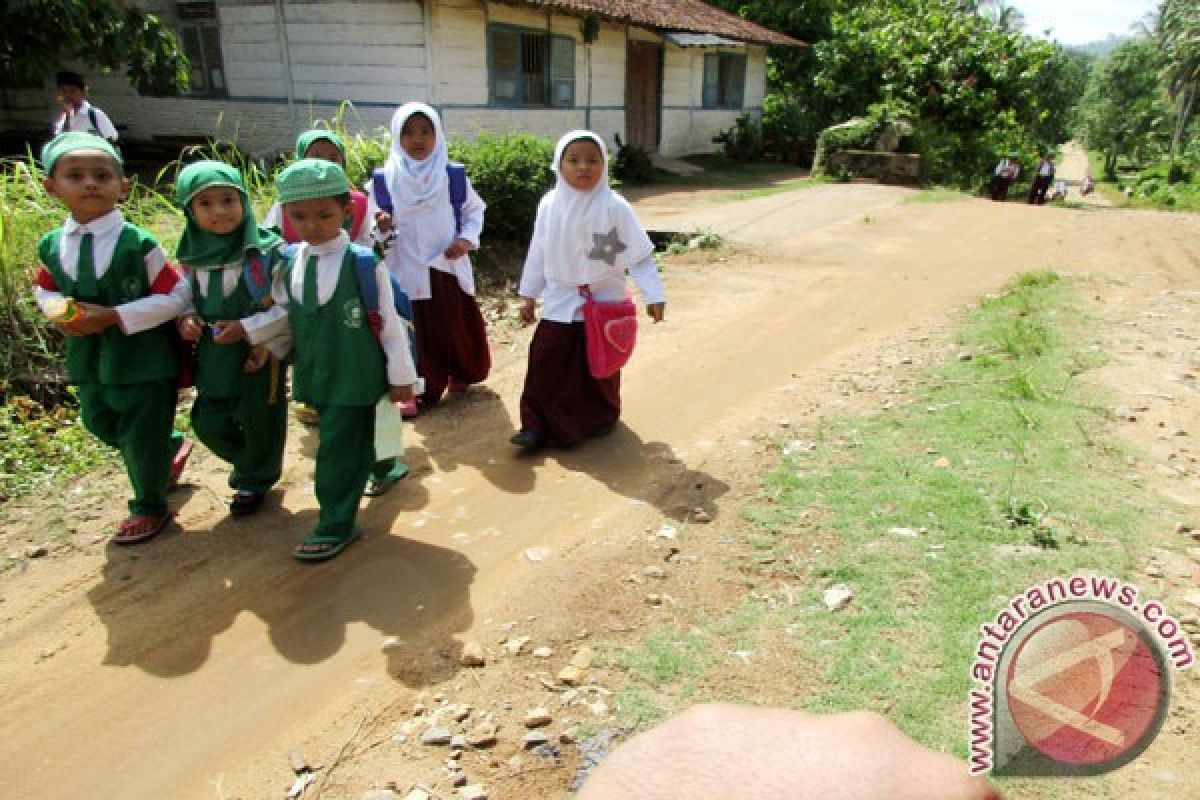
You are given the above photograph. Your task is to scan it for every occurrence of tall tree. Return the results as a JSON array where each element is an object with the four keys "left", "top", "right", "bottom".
[
  {"left": 0, "top": 0, "right": 188, "bottom": 95},
  {"left": 1157, "top": 0, "right": 1199, "bottom": 156},
  {"left": 1077, "top": 37, "right": 1171, "bottom": 176}
]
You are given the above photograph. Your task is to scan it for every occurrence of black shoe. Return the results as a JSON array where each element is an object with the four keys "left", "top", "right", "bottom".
[
  {"left": 591, "top": 423, "right": 617, "bottom": 438},
  {"left": 509, "top": 428, "right": 546, "bottom": 449},
  {"left": 230, "top": 490, "right": 267, "bottom": 517}
]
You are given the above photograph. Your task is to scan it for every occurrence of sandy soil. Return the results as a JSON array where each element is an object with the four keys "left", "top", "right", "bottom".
[{"left": 1, "top": 157, "right": 1197, "bottom": 799}]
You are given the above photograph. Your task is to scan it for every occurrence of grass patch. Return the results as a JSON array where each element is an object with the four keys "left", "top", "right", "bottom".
[
  {"left": 903, "top": 187, "right": 971, "bottom": 204},
  {"left": 0, "top": 391, "right": 114, "bottom": 501},
  {"left": 718, "top": 176, "right": 827, "bottom": 203},
  {"left": 603, "top": 270, "right": 1163, "bottom": 795}
]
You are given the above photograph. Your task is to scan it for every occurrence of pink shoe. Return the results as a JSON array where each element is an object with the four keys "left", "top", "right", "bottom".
[
  {"left": 169, "top": 439, "right": 193, "bottom": 487},
  {"left": 398, "top": 398, "right": 419, "bottom": 418}
]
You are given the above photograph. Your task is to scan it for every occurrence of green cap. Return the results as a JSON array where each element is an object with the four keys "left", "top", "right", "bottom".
[
  {"left": 276, "top": 158, "right": 350, "bottom": 204},
  {"left": 296, "top": 129, "right": 347, "bottom": 162},
  {"left": 41, "top": 131, "right": 122, "bottom": 174}
]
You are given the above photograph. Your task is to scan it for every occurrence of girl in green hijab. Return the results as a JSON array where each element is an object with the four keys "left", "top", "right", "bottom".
[
  {"left": 264, "top": 130, "right": 370, "bottom": 245},
  {"left": 175, "top": 160, "right": 290, "bottom": 517}
]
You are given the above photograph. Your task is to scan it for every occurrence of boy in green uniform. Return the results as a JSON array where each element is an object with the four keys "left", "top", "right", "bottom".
[
  {"left": 174, "top": 161, "right": 290, "bottom": 517},
  {"left": 272, "top": 159, "right": 419, "bottom": 562},
  {"left": 33, "top": 132, "right": 191, "bottom": 544}
]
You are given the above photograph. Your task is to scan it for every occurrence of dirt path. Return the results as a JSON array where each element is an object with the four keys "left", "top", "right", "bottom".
[{"left": 1, "top": 183, "right": 1197, "bottom": 799}]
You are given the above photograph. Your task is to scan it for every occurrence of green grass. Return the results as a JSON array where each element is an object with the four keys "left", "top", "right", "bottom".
[
  {"left": 903, "top": 187, "right": 971, "bottom": 204},
  {"left": 603, "top": 270, "right": 1164, "bottom": 796},
  {"left": 718, "top": 176, "right": 826, "bottom": 203}
]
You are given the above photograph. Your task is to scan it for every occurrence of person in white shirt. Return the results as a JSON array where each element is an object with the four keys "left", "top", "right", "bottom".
[
  {"left": 990, "top": 153, "right": 1020, "bottom": 201},
  {"left": 53, "top": 71, "right": 118, "bottom": 142},
  {"left": 1027, "top": 152, "right": 1055, "bottom": 205},
  {"left": 512, "top": 131, "right": 666, "bottom": 451}
]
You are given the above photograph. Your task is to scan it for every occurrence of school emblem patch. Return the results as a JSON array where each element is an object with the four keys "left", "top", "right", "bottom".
[
  {"left": 343, "top": 299, "right": 364, "bottom": 329},
  {"left": 120, "top": 277, "right": 142, "bottom": 302}
]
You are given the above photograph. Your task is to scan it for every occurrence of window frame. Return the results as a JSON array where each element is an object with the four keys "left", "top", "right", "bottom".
[
  {"left": 702, "top": 51, "right": 746, "bottom": 110},
  {"left": 176, "top": 1, "right": 227, "bottom": 98},
  {"left": 487, "top": 23, "right": 576, "bottom": 109}
]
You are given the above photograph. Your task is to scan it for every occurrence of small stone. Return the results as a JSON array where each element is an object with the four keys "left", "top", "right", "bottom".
[
  {"left": 465, "top": 724, "right": 498, "bottom": 748},
  {"left": 1145, "top": 566, "right": 1165, "bottom": 578},
  {"left": 656, "top": 524, "right": 678, "bottom": 539},
  {"left": 532, "top": 646, "right": 554, "bottom": 659},
  {"left": 570, "top": 646, "right": 594, "bottom": 669},
  {"left": 522, "top": 731, "right": 551, "bottom": 749},
  {"left": 692, "top": 508, "right": 712, "bottom": 523},
  {"left": 450, "top": 704, "right": 472, "bottom": 722},
  {"left": 823, "top": 584, "right": 854, "bottom": 612},
  {"left": 412, "top": 701, "right": 427, "bottom": 716},
  {"left": 459, "top": 785, "right": 489, "bottom": 800},
  {"left": 524, "top": 547, "right": 551, "bottom": 563},
  {"left": 403, "top": 790, "right": 431, "bottom": 800},
  {"left": 523, "top": 708, "right": 553, "bottom": 728},
  {"left": 422, "top": 727, "right": 453, "bottom": 746},
  {"left": 589, "top": 700, "right": 610, "bottom": 717},
  {"left": 559, "top": 728, "right": 577, "bottom": 744},
  {"left": 450, "top": 771, "right": 468, "bottom": 787},
  {"left": 644, "top": 566, "right": 666, "bottom": 579},
  {"left": 933, "top": 457, "right": 951, "bottom": 469},
  {"left": 502, "top": 636, "right": 531, "bottom": 656},
  {"left": 958, "top": 352, "right": 973, "bottom": 361},
  {"left": 451, "top": 734, "right": 468, "bottom": 749},
  {"left": 289, "top": 750, "right": 310, "bottom": 774},
  {"left": 558, "top": 665, "right": 584, "bottom": 686},
  {"left": 887, "top": 527, "right": 919, "bottom": 538},
  {"left": 460, "top": 641, "right": 486, "bottom": 667},
  {"left": 1175, "top": 522, "right": 1194, "bottom": 534},
  {"left": 645, "top": 594, "right": 663, "bottom": 606},
  {"left": 382, "top": 636, "right": 403, "bottom": 652}
]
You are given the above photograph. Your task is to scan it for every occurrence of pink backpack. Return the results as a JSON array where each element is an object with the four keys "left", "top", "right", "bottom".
[{"left": 579, "top": 285, "right": 637, "bottom": 379}]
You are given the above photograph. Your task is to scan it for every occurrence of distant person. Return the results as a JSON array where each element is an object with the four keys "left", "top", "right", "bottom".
[
  {"left": 1081, "top": 173, "right": 1095, "bottom": 196},
  {"left": 1050, "top": 180, "right": 1068, "bottom": 202},
  {"left": 1028, "top": 152, "right": 1055, "bottom": 205},
  {"left": 989, "top": 152, "right": 1020, "bottom": 201},
  {"left": 52, "top": 71, "right": 118, "bottom": 143},
  {"left": 578, "top": 704, "right": 1003, "bottom": 800},
  {"left": 512, "top": 130, "right": 665, "bottom": 452}
]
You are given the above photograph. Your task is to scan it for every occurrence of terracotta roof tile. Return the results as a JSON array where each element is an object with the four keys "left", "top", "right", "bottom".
[{"left": 507, "top": 0, "right": 803, "bottom": 47}]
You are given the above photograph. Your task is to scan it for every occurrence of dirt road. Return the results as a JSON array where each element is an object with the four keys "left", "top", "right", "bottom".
[{"left": 1, "top": 176, "right": 1196, "bottom": 799}]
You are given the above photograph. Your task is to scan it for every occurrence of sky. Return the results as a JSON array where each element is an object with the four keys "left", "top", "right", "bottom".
[{"left": 1008, "top": 0, "right": 1160, "bottom": 45}]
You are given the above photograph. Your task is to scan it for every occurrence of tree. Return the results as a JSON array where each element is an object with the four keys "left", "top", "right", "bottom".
[
  {"left": 1077, "top": 37, "right": 1172, "bottom": 176},
  {"left": 0, "top": 0, "right": 188, "bottom": 96},
  {"left": 1157, "top": 0, "right": 1199, "bottom": 156}
]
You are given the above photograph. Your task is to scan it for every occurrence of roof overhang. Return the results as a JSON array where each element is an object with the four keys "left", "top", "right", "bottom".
[{"left": 665, "top": 31, "right": 743, "bottom": 48}]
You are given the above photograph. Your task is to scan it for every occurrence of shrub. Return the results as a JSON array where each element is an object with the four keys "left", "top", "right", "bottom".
[
  {"left": 762, "top": 94, "right": 819, "bottom": 165},
  {"left": 612, "top": 134, "right": 655, "bottom": 184},
  {"left": 713, "top": 114, "right": 764, "bottom": 162},
  {"left": 448, "top": 132, "right": 555, "bottom": 246}
]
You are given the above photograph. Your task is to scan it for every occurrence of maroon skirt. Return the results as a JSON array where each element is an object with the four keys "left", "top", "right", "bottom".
[
  {"left": 413, "top": 269, "right": 491, "bottom": 405},
  {"left": 519, "top": 319, "right": 620, "bottom": 447}
]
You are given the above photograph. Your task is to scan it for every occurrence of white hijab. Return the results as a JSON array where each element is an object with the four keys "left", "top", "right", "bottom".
[
  {"left": 539, "top": 130, "right": 653, "bottom": 286},
  {"left": 383, "top": 102, "right": 450, "bottom": 212}
]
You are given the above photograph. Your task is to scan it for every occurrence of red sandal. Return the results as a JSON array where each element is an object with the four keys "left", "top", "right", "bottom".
[
  {"left": 169, "top": 439, "right": 194, "bottom": 487},
  {"left": 113, "top": 514, "right": 171, "bottom": 545}
]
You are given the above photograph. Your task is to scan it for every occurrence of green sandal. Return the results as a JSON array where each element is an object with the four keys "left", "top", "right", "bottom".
[
  {"left": 364, "top": 461, "right": 410, "bottom": 497},
  {"left": 293, "top": 527, "right": 361, "bottom": 563}
]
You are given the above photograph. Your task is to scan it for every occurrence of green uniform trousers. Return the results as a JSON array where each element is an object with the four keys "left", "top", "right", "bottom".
[
  {"left": 77, "top": 379, "right": 179, "bottom": 517},
  {"left": 191, "top": 359, "right": 287, "bottom": 494},
  {"left": 314, "top": 403, "right": 375, "bottom": 537}
]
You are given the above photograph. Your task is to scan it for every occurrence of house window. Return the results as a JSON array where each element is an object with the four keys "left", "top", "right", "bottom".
[
  {"left": 177, "top": 1, "right": 226, "bottom": 97},
  {"left": 702, "top": 52, "right": 746, "bottom": 109},
  {"left": 489, "top": 24, "right": 575, "bottom": 108}
]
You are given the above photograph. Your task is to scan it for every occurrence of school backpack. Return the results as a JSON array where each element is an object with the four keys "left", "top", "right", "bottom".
[
  {"left": 240, "top": 249, "right": 276, "bottom": 308},
  {"left": 371, "top": 163, "right": 468, "bottom": 235}
]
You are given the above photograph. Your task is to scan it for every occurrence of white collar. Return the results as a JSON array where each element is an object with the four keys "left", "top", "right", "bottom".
[
  {"left": 305, "top": 230, "right": 350, "bottom": 257},
  {"left": 63, "top": 208, "right": 123, "bottom": 237}
]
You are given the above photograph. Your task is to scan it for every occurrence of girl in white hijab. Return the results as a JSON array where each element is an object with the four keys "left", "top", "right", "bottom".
[
  {"left": 512, "top": 131, "right": 666, "bottom": 450},
  {"left": 368, "top": 102, "right": 490, "bottom": 413}
]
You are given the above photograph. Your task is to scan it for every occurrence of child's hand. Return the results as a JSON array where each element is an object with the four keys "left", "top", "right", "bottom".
[
  {"left": 62, "top": 303, "right": 118, "bottom": 336},
  {"left": 443, "top": 238, "right": 472, "bottom": 259},
  {"left": 243, "top": 345, "right": 270, "bottom": 373},
  {"left": 177, "top": 314, "right": 204, "bottom": 342},
  {"left": 518, "top": 297, "right": 538, "bottom": 326},
  {"left": 646, "top": 302, "right": 666, "bottom": 323},
  {"left": 212, "top": 320, "right": 246, "bottom": 344},
  {"left": 375, "top": 211, "right": 394, "bottom": 234},
  {"left": 389, "top": 385, "right": 415, "bottom": 404}
]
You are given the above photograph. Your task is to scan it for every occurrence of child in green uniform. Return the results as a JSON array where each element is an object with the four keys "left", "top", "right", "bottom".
[
  {"left": 33, "top": 132, "right": 191, "bottom": 544},
  {"left": 174, "top": 161, "right": 290, "bottom": 517},
  {"left": 272, "top": 159, "right": 419, "bottom": 562}
]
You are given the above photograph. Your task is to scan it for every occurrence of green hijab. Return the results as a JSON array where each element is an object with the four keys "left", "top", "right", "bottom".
[
  {"left": 295, "top": 130, "right": 347, "bottom": 162},
  {"left": 174, "top": 161, "right": 281, "bottom": 268}
]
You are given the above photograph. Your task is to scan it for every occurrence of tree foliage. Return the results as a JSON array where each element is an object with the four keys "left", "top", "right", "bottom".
[
  {"left": 1077, "top": 37, "right": 1172, "bottom": 176},
  {"left": 0, "top": 0, "right": 188, "bottom": 95},
  {"left": 1156, "top": 0, "right": 1199, "bottom": 155}
]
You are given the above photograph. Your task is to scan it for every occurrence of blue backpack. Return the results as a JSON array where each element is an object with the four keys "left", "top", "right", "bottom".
[{"left": 371, "top": 163, "right": 468, "bottom": 235}]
